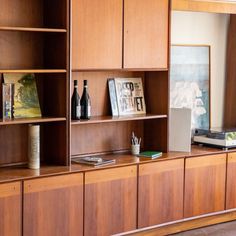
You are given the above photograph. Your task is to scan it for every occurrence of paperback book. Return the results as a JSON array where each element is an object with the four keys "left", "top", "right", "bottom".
[{"left": 108, "top": 78, "right": 146, "bottom": 116}]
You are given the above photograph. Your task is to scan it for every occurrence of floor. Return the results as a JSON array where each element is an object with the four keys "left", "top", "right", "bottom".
[{"left": 172, "top": 221, "right": 236, "bottom": 235}]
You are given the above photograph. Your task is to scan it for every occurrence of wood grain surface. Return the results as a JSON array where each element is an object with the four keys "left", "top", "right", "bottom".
[
  {"left": 24, "top": 173, "right": 83, "bottom": 236},
  {"left": 84, "top": 166, "right": 137, "bottom": 236},
  {"left": 72, "top": 0, "right": 123, "bottom": 69},
  {"left": 124, "top": 0, "right": 169, "bottom": 69},
  {"left": 184, "top": 154, "right": 227, "bottom": 218},
  {"left": 138, "top": 159, "right": 184, "bottom": 227},
  {"left": 0, "top": 182, "right": 21, "bottom": 236}
]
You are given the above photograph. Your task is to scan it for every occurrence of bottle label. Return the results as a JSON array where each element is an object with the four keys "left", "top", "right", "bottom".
[
  {"left": 81, "top": 105, "right": 91, "bottom": 118},
  {"left": 76, "top": 105, "right": 81, "bottom": 117}
]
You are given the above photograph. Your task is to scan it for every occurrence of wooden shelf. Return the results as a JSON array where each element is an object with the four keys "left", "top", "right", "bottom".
[
  {"left": 0, "top": 117, "right": 66, "bottom": 126},
  {"left": 71, "top": 114, "right": 168, "bottom": 125},
  {"left": 0, "top": 69, "right": 67, "bottom": 74},
  {"left": 0, "top": 26, "right": 67, "bottom": 33},
  {"left": 72, "top": 68, "right": 169, "bottom": 72}
]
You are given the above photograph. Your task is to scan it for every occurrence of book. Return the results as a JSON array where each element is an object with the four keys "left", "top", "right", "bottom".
[
  {"left": 138, "top": 151, "right": 163, "bottom": 159},
  {"left": 3, "top": 73, "right": 41, "bottom": 118},
  {"left": 108, "top": 78, "right": 146, "bottom": 116},
  {"left": 73, "top": 157, "right": 116, "bottom": 166}
]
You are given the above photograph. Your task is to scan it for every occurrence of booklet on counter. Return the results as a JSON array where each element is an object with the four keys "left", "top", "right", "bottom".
[{"left": 73, "top": 157, "right": 115, "bottom": 166}]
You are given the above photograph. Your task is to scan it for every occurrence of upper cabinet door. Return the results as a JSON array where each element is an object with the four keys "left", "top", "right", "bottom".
[
  {"left": 72, "top": 0, "right": 123, "bottom": 70},
  {"left": 124, "top": 0, "right": 169, "bottom": 69}
]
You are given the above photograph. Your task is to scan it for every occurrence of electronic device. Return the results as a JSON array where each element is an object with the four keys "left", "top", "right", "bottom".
[{"left": 193, "top": 128, "right": 236, "bottom": 149}]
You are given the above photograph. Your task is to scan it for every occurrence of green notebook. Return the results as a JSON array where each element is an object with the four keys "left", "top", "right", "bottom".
[{"left": 138, "top": 151, "right": 162, "bottom": 159}]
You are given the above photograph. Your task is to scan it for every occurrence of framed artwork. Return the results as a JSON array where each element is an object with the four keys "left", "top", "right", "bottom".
[
  {"left": 108, "top": 78, "right": 146, "bottom": 116},
  {"left": 170, "top": 45, "right": 211, "bottom": 131},
  {"left": 3, "top": 73, "right": 41, "bottom": 118}
]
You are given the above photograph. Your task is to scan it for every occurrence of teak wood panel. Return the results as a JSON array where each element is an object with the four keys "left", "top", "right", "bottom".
[
  {"left": 71, "top": 120, "right": 144, "bottom": 156},
  {"left": 184, "top": 154, "right": 226, "bottom": 218},
  {"left": 224, "top": 15, "right": 236, "bottom": 128},
  {"left": 24, "top": 173, "right": 83, "bottom": 236},
  {"left": 0, "top": 182, "right": 21, "bottom": 236},
  {"left": 84, "top": 166, "right": 137, "bottom": 236},
  {"left": 72, "top": 0, "right": 123, "bottom": 69},
  {"left": 124, "top": 0, "right": 169, "bottom": 69},
  {"left": 226, "top": 152, "right": 236, "bottom": 209},
  {"left": 72, "top": 71, "right": 144, "bottom": 116},
  {"left": 172, "top": 0, "right": 236, "bottom": 14},
  {"left": 138, "top": 159, "right": 184, "bottom": 228}
]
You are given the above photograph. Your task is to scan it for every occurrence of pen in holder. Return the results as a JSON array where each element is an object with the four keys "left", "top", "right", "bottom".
[{"left": 131, "top": 132, "right": 141, "bottom": 155}]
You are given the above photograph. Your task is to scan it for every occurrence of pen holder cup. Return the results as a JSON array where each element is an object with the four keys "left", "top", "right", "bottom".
[{"left": 131, "top": 144, "right": 140, "bottom": 155}]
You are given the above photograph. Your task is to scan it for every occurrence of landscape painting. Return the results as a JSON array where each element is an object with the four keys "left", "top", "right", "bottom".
[
  {"left": 170, "top": 45, "right": 210, "bottom": 131},
  {"left": 3, "top": 73, "right": 41, "bottom": 118}
]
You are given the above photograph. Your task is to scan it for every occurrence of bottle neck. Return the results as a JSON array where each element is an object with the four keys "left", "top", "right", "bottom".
[{"left": 74, "top": 85, "right": 78, "bottom": 91}]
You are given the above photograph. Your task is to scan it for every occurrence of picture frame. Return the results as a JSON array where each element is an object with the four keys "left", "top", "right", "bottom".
[
  {"left": 170, "top": 44, "right": 211, "bottom": 131},
  {"left": 108, "top": 77, "right": 146, "bottom": 116}
]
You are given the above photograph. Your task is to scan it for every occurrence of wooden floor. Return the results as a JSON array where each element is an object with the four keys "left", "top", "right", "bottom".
[{"left": 172, "top": 221, "right": 236, "bottom": 235}]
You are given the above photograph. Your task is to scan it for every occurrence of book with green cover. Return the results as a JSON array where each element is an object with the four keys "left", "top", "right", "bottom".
[{"left": 138, "top": 151, "right": 162, "bottom": 159}]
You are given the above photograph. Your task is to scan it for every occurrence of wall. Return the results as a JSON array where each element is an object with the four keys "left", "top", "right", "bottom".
[{"left": 171, "top": 11, "right": 229, "bottom": 128}]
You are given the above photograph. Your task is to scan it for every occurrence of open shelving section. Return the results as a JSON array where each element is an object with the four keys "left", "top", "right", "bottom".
[
  {"left": 70, "top": 0, "right": 170, "bottom": 159},
  {"left": 0, "top": 0, "right": 70, "bottom": 167}
]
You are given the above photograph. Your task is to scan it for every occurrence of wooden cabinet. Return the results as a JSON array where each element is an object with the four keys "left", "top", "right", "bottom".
[
  {"left": 184, "top": 154, "right": 226, "bottom": 218},
  {"left": 0, "top": 182, "right": 21, "bottom": 236},
  {"left": 124, "top": 0, "right": 169, "bottom": 69},
  {"left": 72, "top": 0, "right": 123, "bottom": 69},
  {"left": 84, "top": 166, "right": 137, "bottom": 236},
  {"left": 226, "top": 152, "right": 236, "bottom": 209},
  {"left": 138, "top": 159, "right": 184, "bottom": 228},
  {"left": 24, "top": 173, "right": 83, "bottom": 236}
]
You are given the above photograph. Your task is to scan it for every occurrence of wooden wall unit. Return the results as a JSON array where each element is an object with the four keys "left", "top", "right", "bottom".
[
  {"left": 124, "top": 0, "right": 169, "bottom": 69},
  {"left": 184, "top": 154, "right": 227, "bottom": 218},
  {"left": 0, "top": 182, "right": 21, "bottom": 236},
  {"left": 24, "top": 173, "right": 83, "bottom": 236},
  {"left": 138, "top": 159, "right": 184, "bottom": 228},
  {"left": 84, "top": 166, "right": 137, "bottom": 236}
]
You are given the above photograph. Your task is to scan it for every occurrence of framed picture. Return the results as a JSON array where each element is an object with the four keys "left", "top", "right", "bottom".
[
  {"left": 170, "top": 45, "right": 211, "bottom": 132},
  {"left": 3, "top": 73, "right": 41, "bottom": 118},
  {"left": 108, "top": 78, "right": 146, "bottom": 116}
]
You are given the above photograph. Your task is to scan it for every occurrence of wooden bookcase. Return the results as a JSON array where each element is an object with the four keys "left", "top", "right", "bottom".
[
  {"left": 70, "top": 0, "right": 170, "bottom": 159},
  {"left": 0, "top": 0, "right": 70, "bottom": 166}
]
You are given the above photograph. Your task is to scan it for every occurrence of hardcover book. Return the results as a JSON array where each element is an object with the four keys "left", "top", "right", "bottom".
[
  {"left": 108, "top": 78, "right": 146, "bottom": 116},
  {"left": 138, "top": 151, "right": 163, "bottom": 159},
  {"left": 3, "top": 73, "right": 41, "bottom": 118}
]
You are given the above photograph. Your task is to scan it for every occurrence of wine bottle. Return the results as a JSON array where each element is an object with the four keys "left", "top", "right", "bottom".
[
  {"left": 80, "top": 80, "right": 91, "bottom": 120},
  {"left": 71, "top": 80, "right": 81, "bottom": 120}
]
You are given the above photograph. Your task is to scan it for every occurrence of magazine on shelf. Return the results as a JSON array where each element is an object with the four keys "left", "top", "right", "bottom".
[{"left": 108, "top": 78, "right": 146, "bottom": 116}]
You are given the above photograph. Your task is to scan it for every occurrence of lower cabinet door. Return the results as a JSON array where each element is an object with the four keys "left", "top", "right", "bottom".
[
  {"left": 226, "top": 152, "right": 236, "bottom": 209},
  {"left": 23, "top": 173, "right": 83, "bottom": 236},
  {"left": 184, "top": 154, "right": 226, "bottom": 218},
  {"left": 0, "top": 181, "right": 21, "bottom": 236},
  {"left": 138, "top": 159, "right": 184, "bottom": 228},
  {"left": 84, "top": 166, "right": 137, "bottom": 236}
]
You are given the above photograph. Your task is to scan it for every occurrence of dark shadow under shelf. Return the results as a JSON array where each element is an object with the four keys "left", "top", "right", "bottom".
[{"left": 71, "top": 114, "right": 168, "bottom": 125}]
